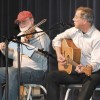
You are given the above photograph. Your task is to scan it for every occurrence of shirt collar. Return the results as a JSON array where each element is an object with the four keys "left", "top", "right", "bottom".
[
  {"left": 78, "top": 25, "right": 95, "bottom": 37},
  {"left": 85, "top": 25, "right": 95, "bottom": 35}
]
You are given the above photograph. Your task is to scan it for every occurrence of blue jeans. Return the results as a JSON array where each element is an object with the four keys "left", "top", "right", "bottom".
[{"left": 0, "top": 67, "right": 45, "bottom": 100}]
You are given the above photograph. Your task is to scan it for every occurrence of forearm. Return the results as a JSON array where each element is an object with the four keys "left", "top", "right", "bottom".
[{"left": 54, "top": 46, "right": 62, "bottom": 56}]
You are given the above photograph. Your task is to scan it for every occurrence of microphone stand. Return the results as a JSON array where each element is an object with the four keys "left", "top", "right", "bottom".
[
  {"left": 16, "top": 37, "right": 21, "bottom": 100},
  {"left": 0, "top": 35, "right": 21, "bottom": 100},
  {"left": 9, "top": 21, "right": 65, "bottom": 41},
  {"left": 11, "top": 39, "right": 56, "bottom": 59},
  {"left": 5, "top": 39, "right": 9, "bottom": 100},
  {"left": 0, "top": 35, "right": 9, "bottom": 100}
]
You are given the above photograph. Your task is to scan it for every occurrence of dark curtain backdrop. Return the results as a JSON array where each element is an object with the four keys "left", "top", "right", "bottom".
[{"left": 0, "top": 0, "right": 100, "bottom": 70}]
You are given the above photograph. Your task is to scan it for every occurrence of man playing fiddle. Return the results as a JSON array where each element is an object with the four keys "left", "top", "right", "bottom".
[{"left": 0, "top": 11, "right": 50, "bottom": 100}]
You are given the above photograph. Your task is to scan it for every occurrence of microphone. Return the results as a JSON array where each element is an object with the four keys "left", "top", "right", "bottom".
[{"left": 60, "top": 22, "right": 73, "bottom": 28}]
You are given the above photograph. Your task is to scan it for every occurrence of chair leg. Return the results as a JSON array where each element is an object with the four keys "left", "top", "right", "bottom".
[
  {"left": 39, "top": 85, "right": 47, "bottom": 94},
  {"left": 26, "top": 86, "right": 32, "bottom": 100},
  {"left": 24, "top": 84, "right": 47, "bottom": 100},
  {"left": 64, "top": 88, "right": 71, "bottom": 100},
  {"left": 90, "top": 97, "right": 92, "bottom": 100}
]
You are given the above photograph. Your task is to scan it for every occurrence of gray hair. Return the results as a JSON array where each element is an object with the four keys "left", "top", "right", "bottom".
[{"left": 76, "top": 7, "right": 94, "bottom": 24}]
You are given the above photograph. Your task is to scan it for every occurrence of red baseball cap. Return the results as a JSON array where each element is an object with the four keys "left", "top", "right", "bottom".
[{"left": 15, "top": 11, "right": 33, "bottom": 24}]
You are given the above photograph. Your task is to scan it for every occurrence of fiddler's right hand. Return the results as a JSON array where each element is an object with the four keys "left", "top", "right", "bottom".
[
  {"left": 0, "top": 42, "right": 6, "bottom": 50},
  {"left": 57, "top": 54, "right": 66, "bottom": 66}
]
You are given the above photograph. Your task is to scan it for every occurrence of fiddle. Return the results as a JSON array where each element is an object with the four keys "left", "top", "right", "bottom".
[
  {"left": 24, "top": 19, "right": 47, "bottom": 40},
  {"left": 25, "top": 28, "right": 35, "bottom": 40}
]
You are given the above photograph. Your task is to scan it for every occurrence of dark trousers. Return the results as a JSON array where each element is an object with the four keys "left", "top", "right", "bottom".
[
  {"left": 0, "top": 84, "right": 2, "bottom": 100},
  {"left": 46, "top": 70, "right": 100, "bottom": 100}
]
